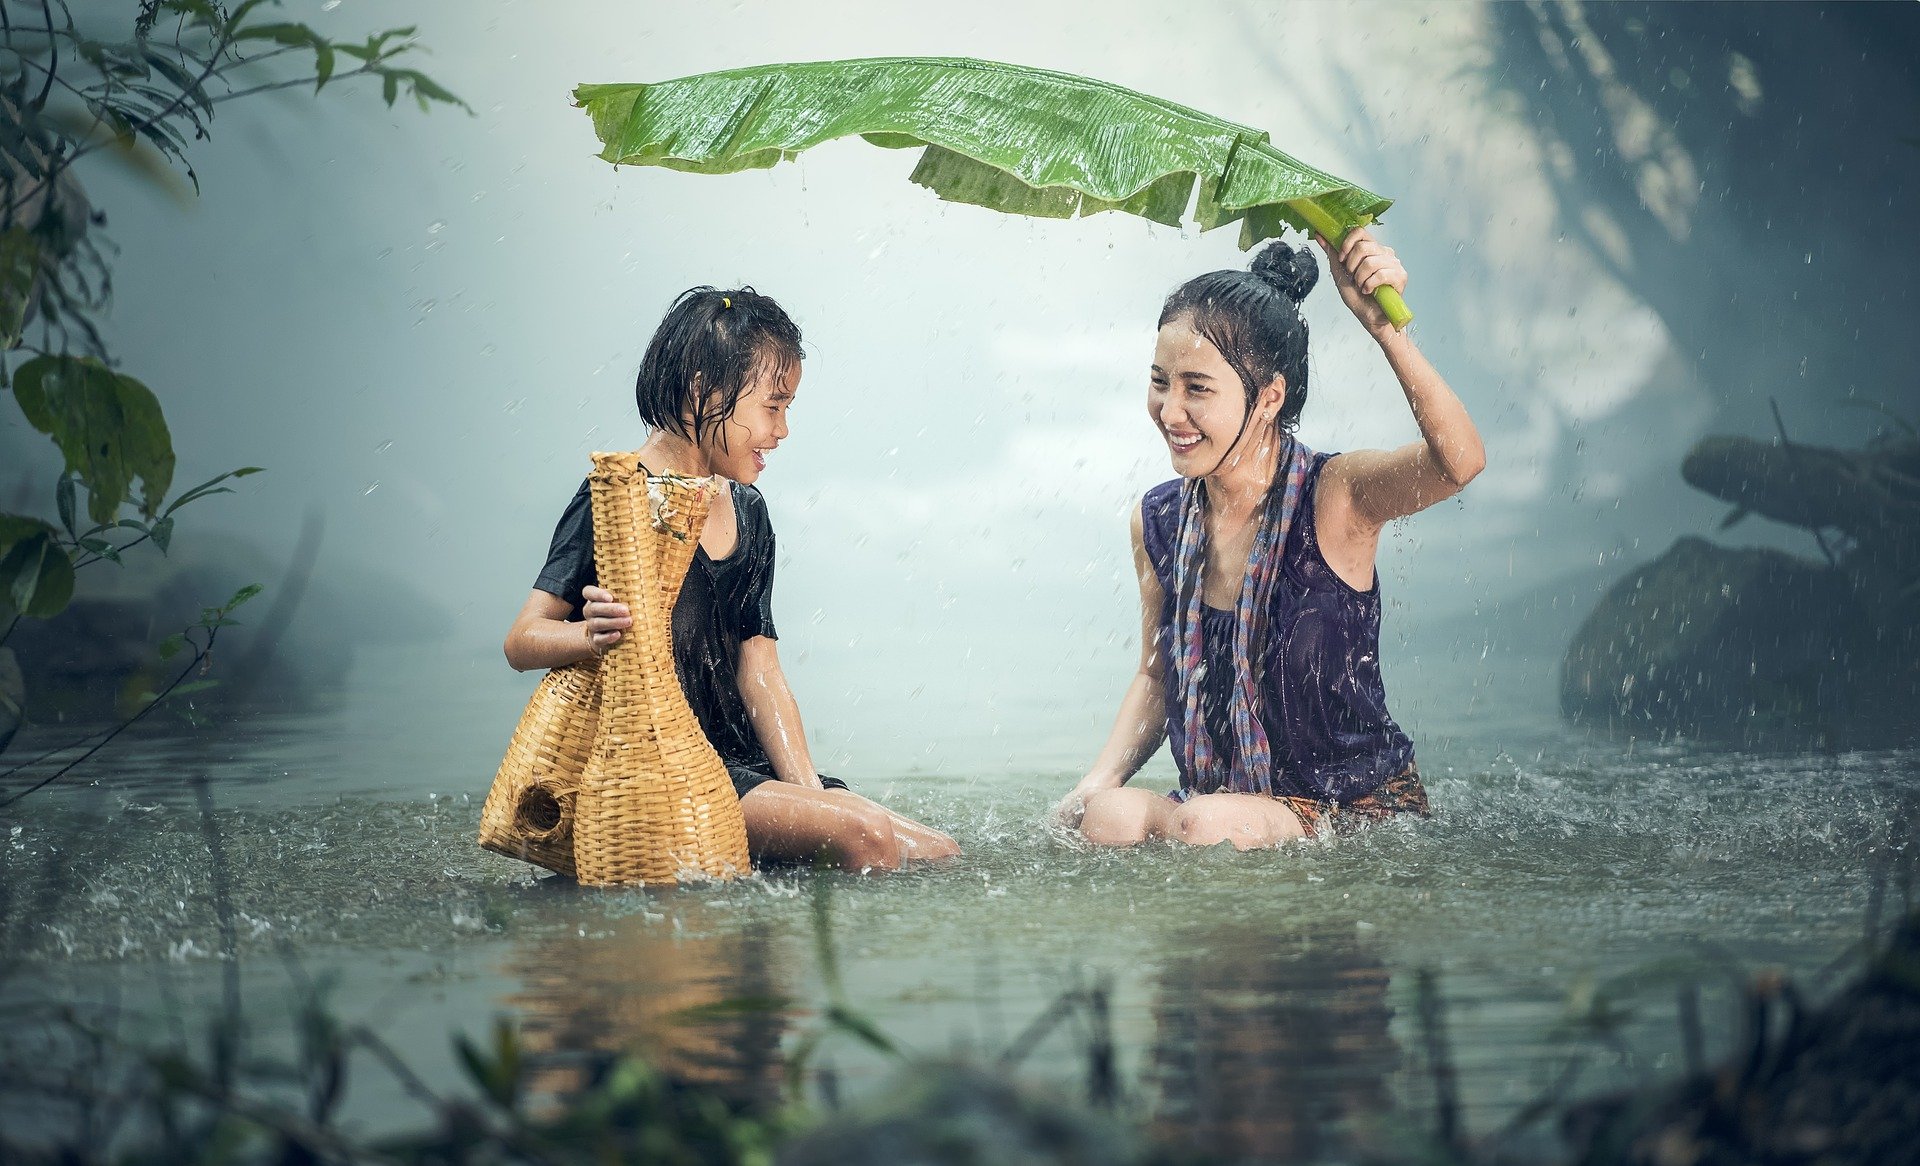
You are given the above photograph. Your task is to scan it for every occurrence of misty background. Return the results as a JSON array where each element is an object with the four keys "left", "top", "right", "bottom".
[{"left": 7, "top": 0, "right": 1915, "bottom": 788}]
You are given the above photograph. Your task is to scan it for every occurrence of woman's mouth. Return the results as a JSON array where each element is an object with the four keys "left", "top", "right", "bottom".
[
  {"left": 751, "top": 449, "right": 769, "bottom": 472},
  {"left": 1166, "top": 430, "right": 1204, "bottom": 453}
]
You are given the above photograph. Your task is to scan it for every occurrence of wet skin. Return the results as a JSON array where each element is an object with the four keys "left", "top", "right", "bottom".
[
  {"left": 504, "top": 357, "right": 959, "bottom": 872},
  {"left": 1057, "top": 229, "right": 1486, "bottom": 849}
]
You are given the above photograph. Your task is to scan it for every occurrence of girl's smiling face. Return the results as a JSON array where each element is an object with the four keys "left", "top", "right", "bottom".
[
  {"left": 698, "top": 357, "right": 799, "bottom": 484},
  {"left": 1150, "top": 317, "right": 1282, "bottom": 478}
]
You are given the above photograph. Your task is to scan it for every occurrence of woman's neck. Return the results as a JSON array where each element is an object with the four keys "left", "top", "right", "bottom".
[
  {"left": 1203, "top": 428, "right": 1285, "bottom": 524},
  {"left": 637, "top": 429, "right": 712, "bottom": 477}
]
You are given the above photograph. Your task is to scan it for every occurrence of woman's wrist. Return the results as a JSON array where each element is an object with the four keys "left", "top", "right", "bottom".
[{"left": 1373, "top": 323, "right": 1416, "bottom": 354}]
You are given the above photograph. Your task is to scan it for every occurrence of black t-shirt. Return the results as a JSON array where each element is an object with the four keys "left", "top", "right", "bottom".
[{"left": 533, "top": 477, "right": 779, "bottom": 771}]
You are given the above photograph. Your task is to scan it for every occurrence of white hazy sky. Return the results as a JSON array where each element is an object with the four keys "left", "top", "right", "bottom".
[{"left": 9, "top": 0, "right": 1745, "bottom": 775}]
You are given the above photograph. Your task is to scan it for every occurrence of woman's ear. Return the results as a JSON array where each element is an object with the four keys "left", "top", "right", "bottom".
[{"left": 1259, "top": 376, "right": 1288, "bottom": 424}]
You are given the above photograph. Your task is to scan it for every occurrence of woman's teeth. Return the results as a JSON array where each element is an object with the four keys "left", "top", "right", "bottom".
[{"left": 1169, "top": 433, "right": 1203, "bottom": 450}]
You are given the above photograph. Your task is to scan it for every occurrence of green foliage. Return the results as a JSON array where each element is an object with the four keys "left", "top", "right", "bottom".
[
  {"left": 574, "top": 57, "right": 1393, "bottom": 249},
  {"left": 0, "top": 1, "right": 457, "bottom": 657},
  {"left": 11, "top": 355, "right": 173, "bottom": 524},
  {"left": 0, "top": 517, "right": 72, "bottom": 618}
]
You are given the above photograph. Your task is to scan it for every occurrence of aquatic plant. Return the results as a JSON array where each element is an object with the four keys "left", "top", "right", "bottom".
[{"left": 0, "top": 1, "right": 462, "bottom": 765}]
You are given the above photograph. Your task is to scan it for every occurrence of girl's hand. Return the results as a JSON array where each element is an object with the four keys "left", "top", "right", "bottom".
[
  {"left": 1316, "top": 227, "right": 1408, "bottom": 340},
  {"left": 580, "top": 585, "right": 631, "bottom": 657}
]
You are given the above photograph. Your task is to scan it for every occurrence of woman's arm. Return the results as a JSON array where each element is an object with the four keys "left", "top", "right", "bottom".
[
  {"left": 736, "top": 636, "right": 827, "bottom": 790},
  {"left": 1054, "top": 507, "right": 1169, "bottom": 822},
  {"left": 502, "top": 586, "right": 631, "bottom": 672},
  {"left": 1317, "top": 229, "right": 1486, "bottom": 530}
]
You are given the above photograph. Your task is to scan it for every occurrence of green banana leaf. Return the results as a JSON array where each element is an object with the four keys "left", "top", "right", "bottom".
[{"left": 575, "top": 57, "right": 1410, "bottom": 327}]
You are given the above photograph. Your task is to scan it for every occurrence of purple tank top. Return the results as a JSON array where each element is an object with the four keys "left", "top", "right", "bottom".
[{"left": 1140, "top": 453, "right": 1415, "bottom": 803}]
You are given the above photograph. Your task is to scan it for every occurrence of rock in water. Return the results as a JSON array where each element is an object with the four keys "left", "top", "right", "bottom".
[{"left": 1560, "top": 536, "right": 1865, "bottom": 747}]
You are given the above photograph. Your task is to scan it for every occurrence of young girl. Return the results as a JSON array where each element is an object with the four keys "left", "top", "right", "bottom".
[
  {"left": 1054, "top": 230, "right": 1484, "bottom": 848},
  {"left": 505, "top": 286, "right": 960, "bottom": 872}
]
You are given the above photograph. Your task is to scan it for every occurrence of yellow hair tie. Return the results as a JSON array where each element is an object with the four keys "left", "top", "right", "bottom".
[{"left": 721, "top": 296, "right": 732, "bottom": 309}]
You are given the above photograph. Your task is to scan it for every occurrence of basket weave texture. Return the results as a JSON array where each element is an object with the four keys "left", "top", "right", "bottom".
[
  {"left": 476, "top": 659, "right": 599, "bottom": 878},
  {"left": 477, "top": 453, "right": 752, "bottom": 885}
]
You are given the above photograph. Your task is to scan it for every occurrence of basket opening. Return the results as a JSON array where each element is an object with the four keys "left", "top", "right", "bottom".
[{"left": 515, "top": 786, "right": 565, "bottom": 835}]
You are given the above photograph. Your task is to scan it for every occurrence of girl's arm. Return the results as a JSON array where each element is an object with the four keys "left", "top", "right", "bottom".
[
  {"left": 736, "top": 636, "right": 827, "bottom": 790},
  {"left": 1053, "top": 508, "right": 1169, "bottom": 823},
  {"left": 502, "top": 586, "right": 630, "bottom": 672},
  {"left": 1316, "top": 229, "right": 1486, "bottom": 530}
]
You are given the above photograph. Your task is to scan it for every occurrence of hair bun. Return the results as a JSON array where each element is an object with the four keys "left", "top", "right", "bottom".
[{"left": 1249, "top": 240, "right": 1318, "bottom": 303}]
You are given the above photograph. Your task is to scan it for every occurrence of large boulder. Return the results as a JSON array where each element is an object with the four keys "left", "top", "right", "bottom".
[{"left": 1558, "top": 536, "right": 1909, "bottom": 747}]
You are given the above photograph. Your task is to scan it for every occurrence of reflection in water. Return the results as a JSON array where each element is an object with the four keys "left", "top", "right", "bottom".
[
  {"left": 1150, "top": 925, "right": 1400, "bottom": 1163},
  {"left": 502, "top": 901, "right": 790, "bottom": 1109}
]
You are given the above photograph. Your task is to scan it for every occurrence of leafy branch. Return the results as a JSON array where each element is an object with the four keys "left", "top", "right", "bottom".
[{"left": 0, "top": 580, "right": 258, "bottom": 806}]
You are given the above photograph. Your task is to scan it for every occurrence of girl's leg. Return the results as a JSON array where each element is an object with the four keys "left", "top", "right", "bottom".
[
  {"left": 1159, "top": 792, "right": 1307, "bottom": 850},
  {"left": 739, "top": 782, "right": 904, "bottom": 872},
  {"left": 872, "top": 806, "right": 961, "bottom": 862},
  {"left": 812, "top": 786, "right": 959, "bottom": 862},
  {"left": 1078, "top": 787, "right": 1177, "bottom": 847}
]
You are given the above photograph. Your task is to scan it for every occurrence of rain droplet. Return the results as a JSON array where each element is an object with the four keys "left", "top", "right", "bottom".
[
  {"left": 374, "top": 440, "right": 393, "bottom": 453},
  {"left": 428, "top": 220, "right": 447, "bottom": 235},
  {"left": 363, "top": 482, "right": 379, "bottom": 496}
]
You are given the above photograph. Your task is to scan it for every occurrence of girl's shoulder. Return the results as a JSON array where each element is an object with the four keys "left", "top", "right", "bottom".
[{"left": 729, "top": 480, "right": 774, "bottom": 535}]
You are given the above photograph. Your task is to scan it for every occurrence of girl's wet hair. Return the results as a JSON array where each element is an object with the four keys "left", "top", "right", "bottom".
[
  {"left": 635, "top": 286, "right": 803, "bottom": 447},
  {"left": 1158, "top": 241, "right": 1318, "bottom": 430}
]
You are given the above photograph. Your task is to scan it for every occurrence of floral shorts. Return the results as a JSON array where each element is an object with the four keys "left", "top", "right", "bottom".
[{"left": 1280, "top": 769, "right": 1431, "bottom": 839}]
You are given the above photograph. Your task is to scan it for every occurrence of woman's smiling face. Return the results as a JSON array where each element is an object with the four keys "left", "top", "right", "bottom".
[{"left": 1150, "top": 317, "right": 1275, "bottom": 478}]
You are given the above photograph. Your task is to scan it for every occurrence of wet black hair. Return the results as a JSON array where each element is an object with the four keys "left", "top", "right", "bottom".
[
  {"left": 1158, "top": 240, "right": 1318, "bottom": 432},
  {"left": 634, "top": 285, "right": 803, "bottom": 449}
]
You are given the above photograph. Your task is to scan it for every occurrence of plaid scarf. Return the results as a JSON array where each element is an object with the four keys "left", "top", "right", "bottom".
[{"left": 1170, "top": 437, "right": 1315, "bottom": 796}]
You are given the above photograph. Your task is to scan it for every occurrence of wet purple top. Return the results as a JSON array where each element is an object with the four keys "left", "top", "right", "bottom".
[{"left": 1140, "top": 453, "right": 1415, "bottom": 803}]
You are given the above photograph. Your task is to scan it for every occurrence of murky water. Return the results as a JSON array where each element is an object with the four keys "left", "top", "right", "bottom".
[{"left": 2, "top": 641, "right": 1911, "bottom": 1161}]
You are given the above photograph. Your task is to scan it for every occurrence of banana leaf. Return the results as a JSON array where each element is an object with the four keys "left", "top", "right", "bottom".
[{"left": 575, "top": 57, "right": 1412, "bottom": 327}]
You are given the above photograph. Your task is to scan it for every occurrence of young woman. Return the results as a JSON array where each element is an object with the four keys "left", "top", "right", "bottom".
[
  {"left": 505, "top": 286, "right": 960, "bottom": 872},
  {"left": 1054, "top": 230, "right": 1484, "bottom": 848}
]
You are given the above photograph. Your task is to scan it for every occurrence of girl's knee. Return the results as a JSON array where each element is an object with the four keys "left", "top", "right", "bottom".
[{"left": 836, "top": 806, "right": 902, "bottom": 872}]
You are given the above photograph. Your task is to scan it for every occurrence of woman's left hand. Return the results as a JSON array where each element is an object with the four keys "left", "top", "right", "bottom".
[{"left": 1316, "top": 227, "right": 1408, "bottom": 339}]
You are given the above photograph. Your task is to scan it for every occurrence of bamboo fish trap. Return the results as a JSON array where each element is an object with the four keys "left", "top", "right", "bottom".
[{"left": 477, "top": 454, "right": 752, "bottom": 885}]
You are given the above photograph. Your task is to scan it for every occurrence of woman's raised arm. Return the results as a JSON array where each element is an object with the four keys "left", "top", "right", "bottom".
[{"left": 1317, "top": 229, "right": 1485, "bottom": 530}]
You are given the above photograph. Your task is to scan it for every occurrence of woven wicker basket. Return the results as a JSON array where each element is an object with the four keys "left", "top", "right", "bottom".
[
  {"left": 476, "top": 658, "right": 600, "bottom": 878},
  {"left": 573, "top": 453, "right": 750, "bottom": 885},
  {"left": 477, "top": 453, "right": 752, "bottom": 885}
]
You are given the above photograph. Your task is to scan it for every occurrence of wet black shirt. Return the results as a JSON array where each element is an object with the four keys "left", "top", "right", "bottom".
[{"left": 533, "top": 477, "right": 779, "bottom": 771}]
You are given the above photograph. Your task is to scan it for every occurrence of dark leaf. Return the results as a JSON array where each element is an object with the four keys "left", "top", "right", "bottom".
[
  {"left": 143, "top": 51, "right": 213, "bottom": 120},
  {"left": 233, "top": 22, "right": 320, "bottom": 48},
  {"left": 314, "top": 43, "right": 335, "bottom": 92},
  {"left": 0, "top": 226, "right": 37, "bottom": 349},
  {"left": 158, "top": 632, "right": 186, "bottom": 660},
  {"left": 11, "top": 355, "right": 176, "bottom": 524},
  {"left": 825, "top": 1005, "right": 900, "bottom": 1056},
  {"left": 0, "top": 531, "right": 76, "bottom": 619},
  {"left": 381, "top": 72, "right": 398, "bottom": 107},
  {"left": 149, "top": 515, "right": 173, "bottom": 554},
  {"left": 55, "top": 475, "right": 77, "bottom": 538},
  {"left": 224, "top": 583, "right": 263, "bottom": 611},
  {"left": 78, "top": 537, "right": 122, "bottom": 564}
]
